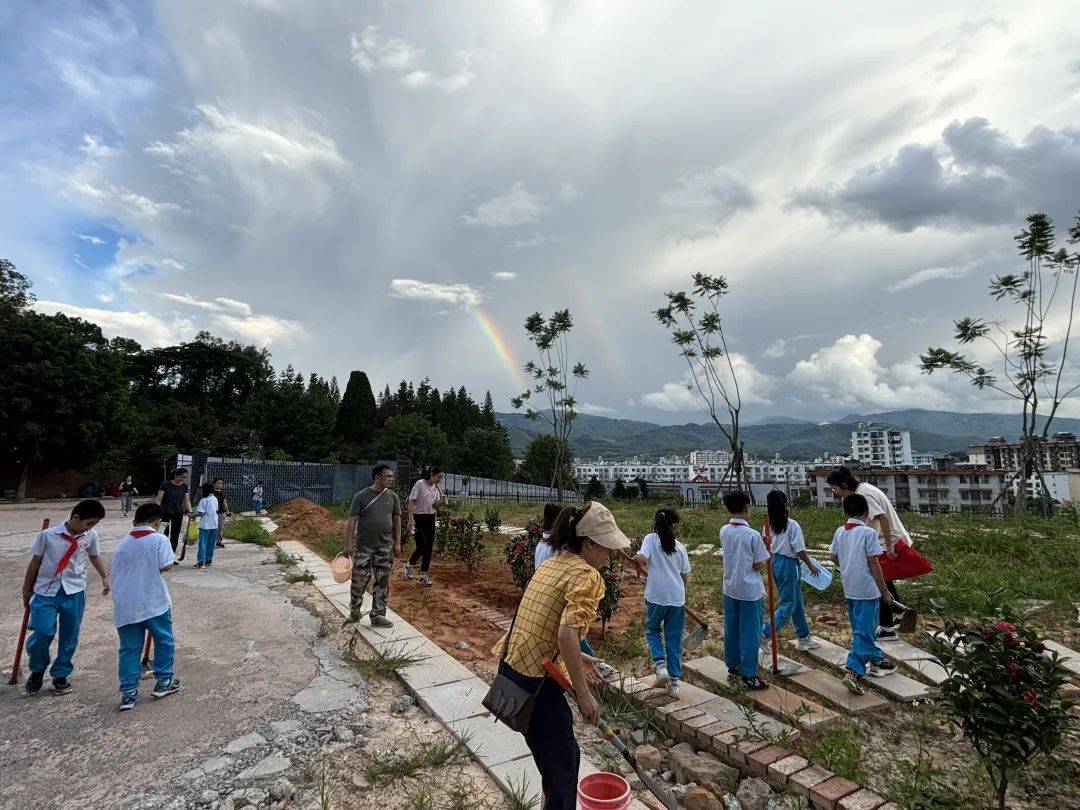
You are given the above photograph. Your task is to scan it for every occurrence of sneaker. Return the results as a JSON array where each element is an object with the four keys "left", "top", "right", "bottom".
[
  {"left": 152, "top": 678, "right": 182, "bottom": 698},
  {"left": 419, "top": 574, "right": 433, "bottom": 587},
  {"left": 119, "top": 691, "right": 139, "bottom": 711},
  {"left": 795, "top": 636, "right": 821, "bottom": 651},
  {"left": 215, "top": 541, "right": 225, "bottom": 549},
  {"left": 726, "top": 667, "right": 740, "bottom": 683},
  {"left": 876, "top": 627, "right": 899, "bottom": 642},
  {"left": 666, "top": 680, "right": 681, "bottom": 698},
  {"left": 404, "top": 562, "right": 415, "bottom": 579},
  {"left": 653, "top": 660, "right": 670, "bottom": 687},
  {"left": 53, "top": 677, "right": 72, "bottom": 695},
  {"left": 841, "top": 673, "right": 865, "bottom": 695},
  {"left": 370, "top": 615, "right": 393, "bottom": 629},
  {"left": 195, "top": 562, "right": 204, "bottom": 569},
  {"left": 743, "top": 675, "right": 768, "bottom": 691},
  {"left": 25, "top": 671, "right": 44, "bottom": 694},
  {"left": 204, "top": 561, "right": 212, "bottom": 567},
  {"left": 867, "top": 659, "right": 896, "bottom": 678}
]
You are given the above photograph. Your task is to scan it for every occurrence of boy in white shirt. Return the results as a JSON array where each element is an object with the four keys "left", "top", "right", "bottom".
[
  {"left": 194, "top": 482, "right": 220, "bottom": 569},
  {"left": 21, "top": 499, "right": 110, "bottom": 695},
  {"left": 112, "top": 501, "right": 181, "bottom": 710},
  {"left": 720, "top": 491, "right": 771, "bottom": 690},
  {"left": 830, "top": 494, "right": 897, "bottom": 695}
]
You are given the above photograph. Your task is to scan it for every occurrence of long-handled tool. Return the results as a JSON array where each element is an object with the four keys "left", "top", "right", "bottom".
[
  {"left": 176, "top": 514, "right": 192, "bottom": 563},
  {"left": 618, "top": 548, "right": 710, "bottom": 650},
  {"left": 762, "top": 517, "right": 780, "bottom": 675},
  {"left": 541, "top": 658, "right": 678, "bottom": 810},
  {"left": 8, "top": 518, "right": 50, "bottom": 685}
]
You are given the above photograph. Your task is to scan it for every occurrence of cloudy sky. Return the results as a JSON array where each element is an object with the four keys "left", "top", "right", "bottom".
[{"left": 4, "top": 1, "right": 1080, "bottom": 424}]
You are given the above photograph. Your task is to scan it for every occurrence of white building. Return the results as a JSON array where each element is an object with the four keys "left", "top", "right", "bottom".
[
  {"left": 851, "top": 422, "right": 913, "bottom": 467},
  {"left": 1012, "top": 471, "right": 1075, "bottom": 503},
  {"left": 573, "top": 460, "right": 694, "bottom": 484},
  {"left": 689, "top": 449, "right": 732, "bottom": 466}
]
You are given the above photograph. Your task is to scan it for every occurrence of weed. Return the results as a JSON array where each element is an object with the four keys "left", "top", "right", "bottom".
[
  {"left": 503, "top": 773, "right": 541, "bottom": 810},
  {"left": 286, "top": 567, "right": 316, "bottom": 583},
  {"left": 318, "top": 761, "right": 332, "bottom": 810},
  {"left": 595, "top": 677, "right": 664, "bottom": 743},
  {"left": 310, "top": 534, "right": 344, "bottom": 561},
  {"left": 405, "top": 788, "right": 435, "bottom": 810},
  {"left": 803, "top": 719, "right": 862, "bottom": 782},
  {"left": 224, "top": 517, "right": 272, "bottom": 546},
  {"left": 727, "top": 678, "right": 804, "bottom": 748},
  {"left": 273, "top": 547, "right": 301, "bottom": 565},
  {"left": 344, "top": 639, "right": 422, "bottom": 680},
  {"left": 362, "top": 738, "right": 468, "bottom": 785},
  {"left": 483, "top": 506, "right": 502, "bottom": 533},
  {"left": 300, "top": 760, "right": 318, "bottom": 784},
  {"left": 596, "top": 615, "right": 647, "bottom": 665}
]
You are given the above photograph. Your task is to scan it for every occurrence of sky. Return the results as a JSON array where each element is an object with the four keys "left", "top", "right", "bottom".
[{"left": 3, "top": 1, "right": 1080, "bottom": 425}]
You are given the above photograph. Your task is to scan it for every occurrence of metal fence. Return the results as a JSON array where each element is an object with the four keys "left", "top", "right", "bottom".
[{"left": 440, "top": 473, "right": 580, "bottom": 504}]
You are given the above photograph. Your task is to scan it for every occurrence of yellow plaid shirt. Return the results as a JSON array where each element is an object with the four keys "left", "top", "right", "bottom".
[{"left": 493, "top": 552, "right": 605, "bottom": 677}]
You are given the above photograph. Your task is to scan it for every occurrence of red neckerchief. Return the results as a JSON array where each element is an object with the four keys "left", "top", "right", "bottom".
[
  {"left": 843, "top": 518, "right": 866, "bottom": 531},
  {"left": 729, "top": 518, "right": 749, "bottom": 526},
  {"left": 52, "top": 531, "right": 83, "bottom": 577},
  {"left": 131, "top": 529, "right": 157, "bottom": 539}
]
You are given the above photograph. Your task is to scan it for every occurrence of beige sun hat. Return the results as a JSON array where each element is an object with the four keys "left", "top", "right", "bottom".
[{"left": 575, "top": 501, "right": 631, "bottom": 550}]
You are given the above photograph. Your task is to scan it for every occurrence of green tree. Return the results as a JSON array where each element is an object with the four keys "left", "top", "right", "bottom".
[
  {"left": 516, "top": 434, "right": 572, "bottom": 490},
  {"left": 335, "top": 370, "right": 378, "bottom": 458},
  {"left": 611, "top": 478, "right": 628, "bottom": 499},
  {"left": 374, "top": 414, "right": 451, "bottom": 468},
  {"left": 481, "top": 390, "right": 497, "bottom": 428},
  {"left": 454, "top": 427, "right": 515, "bottom": 480},
  {"left": 584, "top": 476, "right": 606, "bottom": 500}
]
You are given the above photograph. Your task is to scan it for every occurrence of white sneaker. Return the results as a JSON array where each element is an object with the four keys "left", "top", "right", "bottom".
[
  {"left": 666, "top": 680, "right": 681, "bottom": 698},
  {"left": 795, "top": 636, "right": 821, "bottom": 651},
  {"left": 653, "top": 660, "right": 670, "bottom": 687}
]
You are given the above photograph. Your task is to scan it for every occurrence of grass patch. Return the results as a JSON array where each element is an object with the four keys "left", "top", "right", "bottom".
[
  {"left": 362, "top": 738, "right": 468, "bottom": 785},
  {"left": 503, "top": 774, "right": 540, "bottom": 810},
  {"left": 325, "top": 497, "right": 352, "bottom": 521},
  {"left": 595, "top": 676, "right": 664, "bottom": 744},
  {"left": 309, "top": 534, "right": 344, "bottom": 561},
  {"left": 285, "top": 568, "right": 315, "bottom": 583},
  {"left": 273, "top": 547, "right": 301, "bottom": 565},
  {"left": 224, "top": 516, "right": 272, "bottom": 546},
  {"left": 344, "top": 638, "right": 423, "bottom": 680},
  {"left": 803, "top": 719, "right": 862, "bottom": 782}
]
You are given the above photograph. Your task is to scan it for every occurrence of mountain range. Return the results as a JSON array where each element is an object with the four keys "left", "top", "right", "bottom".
[{"left": 495, "top": 408, "right": 1080, "bottom": 460}]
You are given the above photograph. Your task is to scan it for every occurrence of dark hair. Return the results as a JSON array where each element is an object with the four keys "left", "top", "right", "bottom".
[
  {"left": 372, "top": 464, "right": 392, "bottom": 480},
  {"left": 71, "top": 499, "right": 105, "bottom": 519},
  {"left": 171, "top": 467, "right": 188, "bottom": 479},
  {"left": 134, "top": 502, "right": 163, "bottom": 524},
  {"left": 843, "top": 493, "right": 870, "bottom": 518},
  {"left": 257, "top": 480, "right": 264, "bottom": 484},
  {"left": 542, "top": 503, "right": 561, "bottom": 532},
  {"left": 421, "top": 466, "right": 442, "bottom": 481},
  {"left": 826, "top": 466, "right": 860, "bottom": 492},
  {"left": 653, "top": 508, "right": 680, "bottom": 554},
  {"left": 201, "top": 482, "right": 215, "bottom": 498},
  {"left": 723, "top": 490, "right": 750, "bottom": 514},
  {"left": 766, "top": 490, "right": 789, "bottom": 535},
  {"left": 213, "top": 478, "right": 224, "bottom": 486},
  {"left": 548, "top": 502, "right": 593, "bottom": 555}
]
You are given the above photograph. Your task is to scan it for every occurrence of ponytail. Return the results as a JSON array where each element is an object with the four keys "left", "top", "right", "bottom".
[
  {"left": 766, "top": 489, "right": 789, "bottom": 535},
  {"left": 541, "top": 502, "right": 560, "bottom": 532},
  {"left": 548, "top": 502, "right": 593, "bottom": 555},
  {"left": 653, "top": 508, "right": 679, "bottom": 554}
]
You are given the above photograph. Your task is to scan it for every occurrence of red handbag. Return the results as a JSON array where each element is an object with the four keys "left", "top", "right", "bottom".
[{"left": 879, "top": 542, "right": 933, "bottom": 581}]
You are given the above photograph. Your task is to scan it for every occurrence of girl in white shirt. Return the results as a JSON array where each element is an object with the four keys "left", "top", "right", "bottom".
[
  {"left": 633, "top": 508, "right": 691, "bottom": 697},
  {"left": 532, "top": 503, "right": 562, "bottom": 571},
  {"left": 194, "top": 483, "right": 219, "bottom": 569},
  {"left": 761, "top": 490, "right": 821, "bottom": 651}
]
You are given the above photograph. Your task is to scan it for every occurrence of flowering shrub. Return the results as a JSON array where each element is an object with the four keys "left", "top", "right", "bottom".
[
  {"left": 483, "top": 506, "right": 502, "bottom": 534},
  {"left": 506, "top": 522, "right": 542, "bottom": 589},
  {"left": 434, "top": 507, "right": 487, "bottom": 570},
  {"left": 597, "top": 558, "right": 624, "bottom": 633},
  {"left": 926, "top": 591, "right": 1076, "bottom": 809}
]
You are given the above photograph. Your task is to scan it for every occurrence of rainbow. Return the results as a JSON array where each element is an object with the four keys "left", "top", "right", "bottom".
[{"left": 471, "top": 307, "right": 528, "bottom": 392}]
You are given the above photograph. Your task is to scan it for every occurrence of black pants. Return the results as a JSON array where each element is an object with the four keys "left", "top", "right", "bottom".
[
  {"left": 162, "top": 513, "right": 184, "bottom": 553},
  {"left": 409, "top": 514, "right": 436, "bottom": 572},
  {"left": 500, "top": 662, "right": 579, "bottom": 810},
  {"left": 879, "top": 580, "right": 902, "bottom": 628}
]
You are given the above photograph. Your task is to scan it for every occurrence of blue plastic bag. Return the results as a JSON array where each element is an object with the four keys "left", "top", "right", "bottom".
[{"left": 800, "top": 556, "right": 833, "bottom": 591}]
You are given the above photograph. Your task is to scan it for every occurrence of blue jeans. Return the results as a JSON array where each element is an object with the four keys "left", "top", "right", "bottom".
[
  {"left": 26, "top": 585, "right": 86, "bottom": 679},
  {"left": 197, "top": 528, "right": 217, "bottom": 564},
  {"left": 645, "top": 601, "right": 686, "bottom": 679},
  {"left": 762, "top": 555, "right": 811, "bottom": 640},
  {"left": 117, "top": 610, "right": 175, "bottom": 694},
  {"left": 579, "top": 636, "right": 597, "bottom": 657},
  {"left": 845, "top": 598, "right": 884, "bottom": 676},
  {"left": 724, "top": 595, "right": 763, "bottom": 678}
]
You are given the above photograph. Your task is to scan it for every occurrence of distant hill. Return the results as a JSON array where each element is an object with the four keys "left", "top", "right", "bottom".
[{"left": 496, "top": 407, "right": 1080, "bottom": 460}]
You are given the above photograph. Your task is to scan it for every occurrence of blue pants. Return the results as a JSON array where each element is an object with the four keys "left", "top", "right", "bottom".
[
  {"left": 762, "top": 555, "right": 810, "bottom": 640},
  {"left": 117, "top": 610, "right": 175, "bottom": 694},
  {"left": 845, "top": 598, "right": 884, "bottom": 676},
  {"left": 197, "top": 528, "right": 217, "bottom": 564},
  {"left": 580, "top": 636, "right": 596, "bottom": 657},
  {"left": 723, "top": 595, "right": 763, "bottom": 678},
  {"left": 645, "top": 601, "right": 686, "bottom": 680},
  {"left": 26, "top": 585, "right": 86, "bottom": 679}
]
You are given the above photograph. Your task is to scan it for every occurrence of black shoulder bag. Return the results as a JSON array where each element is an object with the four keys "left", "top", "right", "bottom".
[{"left": 482, "top": 607, "right": 550, "bottom": 733}]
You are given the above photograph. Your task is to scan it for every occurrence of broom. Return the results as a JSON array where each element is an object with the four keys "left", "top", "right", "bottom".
[
  {"left": 8, "top": 518, "right": 51, "bottom": 685},
  {"left": 618, "top": 548, "right": 710, "bottom": 650}
]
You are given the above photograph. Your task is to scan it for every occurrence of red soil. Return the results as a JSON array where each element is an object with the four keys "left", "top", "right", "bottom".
[{"left": 270, "top": 498, "right": 343, "bottom": 543}]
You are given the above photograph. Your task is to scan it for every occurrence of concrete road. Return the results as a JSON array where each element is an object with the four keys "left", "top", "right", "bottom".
[{"left": 0, "top": 499, "right": 323, "bottom": 809}]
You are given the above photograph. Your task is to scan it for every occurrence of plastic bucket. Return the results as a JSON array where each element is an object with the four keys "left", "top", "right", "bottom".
[
  {"left": 578, "top": 772, "right": 631, "bottom": 809},
  {"left": 330, "top": 554, "right": 353, "bottom": 583},
  {"left": 800, "top": 556, "right": 833, "bottom": 591}
]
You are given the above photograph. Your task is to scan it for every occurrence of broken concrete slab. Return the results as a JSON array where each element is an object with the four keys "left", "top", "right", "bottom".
[
  {"left": 291, "top": 673, "right": 365, "bottom": 713},
  {"left": 414, "top": 677, "right": 490, "bottom": 723},
  {"left": 1044, "top": 640, "right": 1080, "bottom": 678},
  {"left": 224, "top": 732, "right": 268, "bottom": 754},
  {"left": 797, "top": 637, "right": 933, "bottom": 702},
  {"left": 237, "top": 753, "right": 291, "bottom": 781}
]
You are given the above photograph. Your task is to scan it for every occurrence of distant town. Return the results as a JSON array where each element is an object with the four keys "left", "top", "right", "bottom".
[{"left": 573, "top": 421, "right": 1080, "bottom": 515}]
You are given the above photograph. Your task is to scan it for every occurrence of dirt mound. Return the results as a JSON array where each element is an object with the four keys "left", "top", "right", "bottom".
[{"left": 271, "top": 498, "right": 344, "bottom": 542}]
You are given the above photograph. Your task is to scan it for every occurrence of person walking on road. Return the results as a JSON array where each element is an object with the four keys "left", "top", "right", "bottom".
[
  {"left": 344, "top": 464, "right": 401, "bottom": 628},
  {"left": 119, "top": 475, "right": 138, "bottom": 517},
  {"left": 404, "top": 467, "right": 444, "bottom": 586},
  {"left": 156, "top": 468, "right": 192, "bottom": 560},
  {"left": 213, "top": 478, "right": 229, "bottom": 549}
]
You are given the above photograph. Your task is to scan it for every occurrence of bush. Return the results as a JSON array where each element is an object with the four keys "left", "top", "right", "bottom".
[
  {"left": 224, "top": 517, "right": 272, "bottom": 546},
  {"left": 926, "top": 590, "right": 1077, "bottom": 809},
  {"left": 506, "top": 522, "right": 543, "bottom": 589},
  {"left": 483, "top": 506, "right": 502, "bottom": 533},
  {"left": 598, "top": 558, "right": 623, "bottom": 631},
  {"left": 435, "top": 508, "right": 487, "bottom": 570}
]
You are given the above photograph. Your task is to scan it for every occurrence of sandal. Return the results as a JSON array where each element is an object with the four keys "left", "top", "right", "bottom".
[{"left": 742, "top": 675, "right": 768, "bottom": 691}]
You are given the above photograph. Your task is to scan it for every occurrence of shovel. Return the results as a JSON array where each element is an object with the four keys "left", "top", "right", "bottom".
[
  {"left": 618, "top": 549, "right": 710, "bottom": 651},
  {"left": 542, "top": 658, "right": 678, "bottom": 810}
]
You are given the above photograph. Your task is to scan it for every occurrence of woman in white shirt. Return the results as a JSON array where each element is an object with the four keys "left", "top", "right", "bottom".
[
  {"left": 533, "top": 503, "right": 562, "bottom": 571},
  {"left": 761, "top": 490, "right": 821, "bottom": 651},
  {"left": 633, "top": 508, "right": 691, "bottom": 698},
  {"left": 405, "top": 468, "right": 445, "bottom": 586}
]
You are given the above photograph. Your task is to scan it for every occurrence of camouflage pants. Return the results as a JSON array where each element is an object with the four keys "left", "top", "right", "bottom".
[{"left": 350, "top": 544, "right": 393, "bottom": 621}]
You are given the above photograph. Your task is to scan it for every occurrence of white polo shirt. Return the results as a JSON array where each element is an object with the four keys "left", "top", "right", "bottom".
[
  {"left": 829, "top": 518, "right": 884, "bottom": 600},
  {"left": 857, "top": 482, "right": 912, "bottom": 547},
  {"left": 770, "top": 518, "right": 807, "bottom": 559},
  {"left": 29, "top": 524, "right": 100, "bottom": 597},
  {"left": 111, "top": 526, "right": 174, "bottom": 627},
  {"left": 639, "top": 532, "right": 691, "bottom": 607},
  {"left": 196, "top": 493, "right": 219, "bottom": 531},
  {"left": 721, "top": 518, "right": 770, "bottom": 601}
]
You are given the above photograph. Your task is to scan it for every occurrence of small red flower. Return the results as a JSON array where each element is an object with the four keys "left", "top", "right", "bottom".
[
  {"left": 1007, "top": 662, "right": 1021, "bottom": 681},
  {"left": 1024, "top": 688, "right": 1039, "bottom": 707},
  {"left": 1006, "top": 633, "right": 1021, "bottom": 648},
  {"left": 994, "top": 620, "right": 1016, "bottom": 633},
  {"left": 1032, "top": 641, "right": 1046, "bottom": 653},
  {"left": 514, "top": 544, "right": 525, "bottom": 556}
]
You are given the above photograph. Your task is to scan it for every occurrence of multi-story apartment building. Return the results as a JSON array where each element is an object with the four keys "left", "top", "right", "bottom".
[
  {"left": 850, "top": 422, "right": 913, "bottom": 467},
  {"left": 968, "top": 433, "right": 1080, "bottom": 472},
  {"left": 573, "top": 459, "right": 695, "bottom": 484},
  {"left": 808, "top": 464, "right": 1008, "bottom": 514},
  {"left": 688, "top": 449, "right": 732, "bottom": 466}
]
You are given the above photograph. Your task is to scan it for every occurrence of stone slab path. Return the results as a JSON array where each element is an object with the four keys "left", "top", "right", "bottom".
[
  {"left": 795, "top": 637, "right": 933, "bottom": 702},
  {"left": 1044, "top": 640, "right": 1080, "bottom": 679},
  {"left": 876, "top": 638, "right": 949, "bottom": 685}
]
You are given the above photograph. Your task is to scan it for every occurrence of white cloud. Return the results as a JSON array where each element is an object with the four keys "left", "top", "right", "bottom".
[
  {"left": 637, "top": 379, "right": 699, "bottom": 412},
  {"left": 32, "top": 300, "right": 186, "bottom": 347},
  {"left": 146, "top": 291, "right": 307, "bottom": 346},
  {"left": 389, "top": 278, "right": 485, "bottom": 309},
  {"left": 350, "top": 26, "right": 473, "bottom": 92},
  {"left": 492, "top": 271, "right": 517, "bottom": 281},
  {"left": 96, "top": 292, "right": 114, "bottom": 303},
  {"left": 577, "top": 402, "right": 615, "bottom": 415},
  {"left": 764, "top": 339, "right": 787, "bottom": 359},
  {"left": 510, "top": 232, "right": 566, "bottom": 249},
  {"left": 78, "top": 134, "right": 119, "bottom": 159},
  {"left": 886, "top": 262, "right": 972, "bottom": 292},
  {"left": 76, "top": 232, "right": 105, "bottom": 245},
  {"left": 463, "top": 182, "right": 546, "bottom": 228},
  {"left": 72, "top": 180, "right": 183, "bottom": 221},
  {"left": 638, "top": 355, "right": 776, "bottom": 412},
  {"left": 659, "top": 166, "right": 756, "bottom": 234}
]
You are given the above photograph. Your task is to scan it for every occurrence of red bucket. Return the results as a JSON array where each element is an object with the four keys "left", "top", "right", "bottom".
[{"left": 578, "top": 772, "right": 631, "bottom": 809}]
